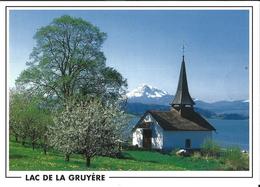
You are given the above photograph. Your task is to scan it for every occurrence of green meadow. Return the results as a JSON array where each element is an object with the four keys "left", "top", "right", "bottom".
[{"left": 10, "top": 140, "right": 227, "bottom": 171}]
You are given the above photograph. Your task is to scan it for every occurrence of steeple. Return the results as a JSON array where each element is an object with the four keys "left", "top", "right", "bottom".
[{"left": 171, "top": 55, "right": 195, "bottom": 109}]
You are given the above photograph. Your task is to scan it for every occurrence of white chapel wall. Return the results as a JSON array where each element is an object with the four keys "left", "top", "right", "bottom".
[{"left": 163, "top": 131, "right": 212, "bottom": 150}]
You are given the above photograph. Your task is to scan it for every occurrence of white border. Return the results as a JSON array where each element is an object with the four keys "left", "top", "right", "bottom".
[{"left": 1, "top": 1, "right": 259, "bottom": 187}]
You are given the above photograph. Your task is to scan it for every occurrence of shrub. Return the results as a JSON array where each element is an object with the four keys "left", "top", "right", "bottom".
[
  {"left": 192, "top": 152, "right": 202, "bottom": 160},
  {"left": 222, "top": 147, "right": 249, "bottom": 170},
  {"left": 123, "top": 145, "right": 142, "bottom": 151},
  {"left": 201, "top": 139, "right": 221, "bottom": 158},
  {"left": 170, "top": 148, "right": 179, "bottom": 156}
]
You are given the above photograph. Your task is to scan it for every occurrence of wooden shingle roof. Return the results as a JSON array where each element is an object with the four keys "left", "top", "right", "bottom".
[{"left": 133, "top": 108, "right": 216, "bottom": 131}]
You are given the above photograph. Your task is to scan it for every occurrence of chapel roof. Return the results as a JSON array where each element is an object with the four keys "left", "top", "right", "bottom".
[{"left": 133, "top": 109, "right": 216, "bottom": 131}]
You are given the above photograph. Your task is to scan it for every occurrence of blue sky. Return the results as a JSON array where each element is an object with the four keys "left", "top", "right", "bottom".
[{"left": 9, "top": 10, "right": 249, "bottom": 102}]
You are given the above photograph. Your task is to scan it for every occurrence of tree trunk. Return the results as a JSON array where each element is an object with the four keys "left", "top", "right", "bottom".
[
  {"left": 43, "top": 135, "right": 47, "bottom": 155},
  {"left": 22, "top": 138, "right": 25, "bottom": 146},
  {"left": 32, "top": 133, "right": 36, "bottom": 150},
  {"left": 65, "top": 154, "right": 70, "bottom": 162},
  {"left": 86, "top": 156, "right": 91, "bottom": 167},
  {"left": 43, "top": 145, "right": 47, "bottom": 155}
]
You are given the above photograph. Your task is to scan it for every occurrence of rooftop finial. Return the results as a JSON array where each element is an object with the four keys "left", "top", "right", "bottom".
[{"left": 182, "top": 44, "right": 185, "bottom": 61}]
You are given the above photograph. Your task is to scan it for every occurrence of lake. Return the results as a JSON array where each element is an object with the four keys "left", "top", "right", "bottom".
[
  {"left": 209, "top": 119, "right": 249, "bottom": 151},
  {"left": 128, "top": 117, "right": 249, "bottom": 151}
]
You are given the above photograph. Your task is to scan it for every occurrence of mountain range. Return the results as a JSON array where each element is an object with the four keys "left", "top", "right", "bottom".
[{"left": 125, "top": 84, "right": 249, "bottom": 120}]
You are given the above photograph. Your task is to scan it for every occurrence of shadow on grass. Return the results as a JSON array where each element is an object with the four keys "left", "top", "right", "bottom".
[
  {"left": 120, "top": 152, "right": 161, "bottom": 164},
  {"left": 9, "top": 154, "right": 28, "bottom": 159}
]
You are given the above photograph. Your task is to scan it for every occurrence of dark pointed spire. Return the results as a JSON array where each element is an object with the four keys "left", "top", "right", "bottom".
[{"left": 171, "top": 55, "right": 195, "bottom": 108}]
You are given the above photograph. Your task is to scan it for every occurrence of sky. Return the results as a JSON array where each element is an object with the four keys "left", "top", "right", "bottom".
[{"left": 9, "top": 10, "right": 249, "bottom": 102}]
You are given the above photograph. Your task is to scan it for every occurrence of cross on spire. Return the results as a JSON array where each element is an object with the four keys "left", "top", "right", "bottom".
[{"left": 182, "top": 45, "right": 185, "bottom": 56}]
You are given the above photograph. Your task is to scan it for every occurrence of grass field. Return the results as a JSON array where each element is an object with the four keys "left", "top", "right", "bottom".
[{"left": 9, "top": 140, "right": 227, "bottom": 171}]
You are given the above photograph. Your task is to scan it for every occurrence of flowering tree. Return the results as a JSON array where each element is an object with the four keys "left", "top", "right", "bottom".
[
  {"left": 48, "top": 99, "right": 128, "bottom": 167},
  {"left": 9, "top": 90, "right": 53, "bottom": 151}
]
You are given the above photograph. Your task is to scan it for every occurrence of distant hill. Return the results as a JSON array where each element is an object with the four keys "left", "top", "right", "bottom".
[
  {"left": 125, "top": 102, "right": 248, "bottom": 120},
  {"left": 195, "top": 100, "right": 249, "bottom": 116},
  {"left": 126, "top": 84, "right": 249, "bottom": 120},
  {"left": 125, "top": 102, "right": 170, "bottom": 115}
]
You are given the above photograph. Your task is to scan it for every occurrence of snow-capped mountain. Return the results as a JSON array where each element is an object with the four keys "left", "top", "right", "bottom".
[
  {"left": 126, "top": 84, "right": 173, "bottom": 105},
  {"left": 127, "top": 84, "right": 168, "bottom": 98},
  {"left": 126, "top": 84, "right": 249, "bottom": 117}
]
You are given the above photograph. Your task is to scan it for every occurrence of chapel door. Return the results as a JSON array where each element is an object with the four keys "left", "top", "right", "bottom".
[
  {"left": 185, "top": 139, "right": 191, "bottom": 149},
  {"left": 143, "top": 129, "right": 152, "bottom": 149}
]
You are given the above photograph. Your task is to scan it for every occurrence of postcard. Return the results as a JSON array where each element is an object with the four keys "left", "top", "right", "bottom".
[{"left": 1, "top": 1, "right": 260, "bottom": 187}]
